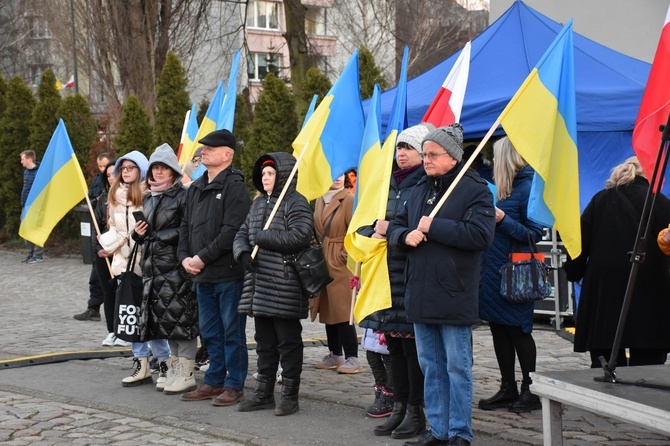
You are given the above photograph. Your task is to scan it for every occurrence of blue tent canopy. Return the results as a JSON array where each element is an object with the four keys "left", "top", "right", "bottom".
[{"left": 375, "top": 0, "right": 654, "bottom": 208}]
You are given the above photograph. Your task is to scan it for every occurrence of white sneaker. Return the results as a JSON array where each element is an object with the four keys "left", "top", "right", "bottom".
[
  {"left": 114, "top": 337, "right": 131, "bottom": 347},
  {"left": 102, "top": 333, "right": 116, "bottom": 347}
]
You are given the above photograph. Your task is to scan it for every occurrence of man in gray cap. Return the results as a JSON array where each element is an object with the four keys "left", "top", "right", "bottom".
[
  {"left": 387, "top": 123, "right": 495, "bottom": 446},
  {"left": 178, "top": 129, "right": 251, "bottom": 406}
]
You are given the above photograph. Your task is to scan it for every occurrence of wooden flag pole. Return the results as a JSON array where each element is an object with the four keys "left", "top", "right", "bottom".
[
  {"left": 349, "top": 261, "right": 361, "bottom": 325},
  {"left": 84, "top": 194, "right": 113, "bottom": 276},
  {"left": 251, "top": 141, "right": 310, "bottom": 259},
  {"left": 426, "top": 119, "right": 500, "bottom": 219}
]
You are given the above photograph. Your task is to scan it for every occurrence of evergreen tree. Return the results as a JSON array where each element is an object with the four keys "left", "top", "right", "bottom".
[
  {"left": 299, "top": 67, "right": 332, "bottom": 122},
  {"left": 30, "top": 69, "right": 62, "bottom": 159},
  {"left": 359, "top": 45, "right": 388, "bottom": 100},
  {"left": 0, "top": 74, "right": 7, "bottom": 121},
  {"left": 197, "top": 99, "right": 209, "bottom": 125},
  {"left": 56, "top": 94, "right": 98, "bottom": 169},
  {"left": 153, "top": 51, "right": 190, "bottom": 149},
  {"left": 0, "top": 77, "right": 36, "bottom": 234},
  {"left": 242, "top": 73, "right": 298, "bottom": 193},
  {"left": 232, "top": 94, "right": 252, "bottom": 170},
  {"left": 114, "top": 95, "right": 153, "bottom": 157}
]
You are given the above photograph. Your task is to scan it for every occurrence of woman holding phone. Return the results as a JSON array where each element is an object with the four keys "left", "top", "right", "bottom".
[
  {"left": 108, "top": 150, "right": 171, "bottom": 387},
  {"left": 133, "top": 144, "right": 198, "bottom": 395}
]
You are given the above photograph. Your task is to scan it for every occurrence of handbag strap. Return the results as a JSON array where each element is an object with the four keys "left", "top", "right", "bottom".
[
  {"left": 317, "top": 208, "right": 338, "bottom": 245},
  {"left": 125, "top": 242, "right": 140, "bottom": 274},
  {"left": 509, "top": 231, "right": 540, "bottom": 261}
]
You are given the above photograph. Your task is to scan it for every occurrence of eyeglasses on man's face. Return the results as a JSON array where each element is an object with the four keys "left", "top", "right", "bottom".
[
  {"left": 421, "top": 152, "right": 450, "bottom": 161},
  {"left": 120, "top": 165, "right": 138, "bottom": 172}
]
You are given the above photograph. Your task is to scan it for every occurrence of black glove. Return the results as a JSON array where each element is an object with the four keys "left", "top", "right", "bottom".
[{"left": 240, "top": 252, "right": 256, "bottom": 272}]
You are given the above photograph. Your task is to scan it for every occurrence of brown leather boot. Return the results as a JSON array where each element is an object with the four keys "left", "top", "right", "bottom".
[{"left": 180, "top": 383, "right": 223, "bottom": 401}]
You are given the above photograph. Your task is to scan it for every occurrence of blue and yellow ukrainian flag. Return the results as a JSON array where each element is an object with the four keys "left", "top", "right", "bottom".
[
  {"left": 294, "top": 51, "right": 365, "bottom": 201},
  {"left": 178, "top": 80, "right": 225, "bottom": 165},
  {"left": 177, "top": 103, "right": 199, "bottom": 161},
  {"left": 303, "top": 94, "right": 319, "bottom": 128},
  {"left": 345, "top": 47, "right": 410, "bottom": 322},
  {"left": 19, "top": 119, "right": 88, "bottom": 247},
  {"left": 499, "top": 21, "right": 581, "bottom": 258},
  {"left": 217, "top": 50, "right": 241, "bottom": 132}
]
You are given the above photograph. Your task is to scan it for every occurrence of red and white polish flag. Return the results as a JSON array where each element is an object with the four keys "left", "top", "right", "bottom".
[
  {"left": 632, "top": 6, "right": 670, "bottom": 182},
  {"left": 65, "top": 75, "right": 75, "bottom": 88},
  {"left": 422, "top": 41, "right": 471, "bottom": 126}
]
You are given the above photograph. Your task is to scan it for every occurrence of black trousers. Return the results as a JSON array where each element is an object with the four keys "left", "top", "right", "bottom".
[
  {"left": 386, "top": 336, "right": 424, "bottom": 406},
  {"left": 366, "top": 350, "right": 393, "bottom": 391},
  {"left": 87, "top": 261, "right": 104, "bottom": 308},
  {"left": 325, "top": 322, "right": 359, "bottom": 358},
  {"left": 489, "top": 322, "right": 537, "bottom": 385},
  {"left": 254, "top": 316, "right": 303, "bottom": 381},
  {"left": 95, "top": 255, "right": 115, "bottom": 333}
]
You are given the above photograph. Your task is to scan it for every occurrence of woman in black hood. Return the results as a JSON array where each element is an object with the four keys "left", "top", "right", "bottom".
[{"left": 233, "top": 152, "right": 313, "bottom": 416}]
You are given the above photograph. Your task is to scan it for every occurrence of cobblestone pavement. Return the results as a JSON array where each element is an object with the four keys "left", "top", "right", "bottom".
[{"left": 1, "top": 249, "right": 670, "bottom": 445}]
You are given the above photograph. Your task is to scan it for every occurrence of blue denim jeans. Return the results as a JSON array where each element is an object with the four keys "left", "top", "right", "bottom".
[
  {"left": 414, "top": 323, "right": 473, "bottom": 442},
  {"left": 131, "top": 339, "right": 170, "bottom": 361},
  {"left": 197, "top": 281, "right": 247, "bottom": 390}
]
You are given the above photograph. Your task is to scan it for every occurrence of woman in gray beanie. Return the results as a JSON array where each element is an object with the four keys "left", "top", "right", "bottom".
[{"left": 131, "top": 144, "right": 197, "bottom": 394}]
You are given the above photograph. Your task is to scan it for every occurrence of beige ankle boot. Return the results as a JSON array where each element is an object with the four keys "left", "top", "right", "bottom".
[
  {"left": 164, "top": 357, "right": 197, "bottom": 395},
  {"left": 156, "top": 356, "right": 177, "bottom": 392},
  {"left": 122, "top": 357, "right": 153, "bottom": 387}
]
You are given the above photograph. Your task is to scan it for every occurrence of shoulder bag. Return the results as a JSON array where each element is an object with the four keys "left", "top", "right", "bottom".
[
  {"left": 289, "top": 208, "right": 337, "bottom": 297},
  {"left": 114, "top": 242, "right": 143, "bottom": 342},
  {"left": 500, "top": 233, "right": 552, "bottom": 304}
]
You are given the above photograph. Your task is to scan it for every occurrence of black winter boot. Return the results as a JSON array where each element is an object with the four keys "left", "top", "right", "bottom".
[
  {"left": 367, "top": 386, "right": 393, "bottom": 418},
  {"left": 508, "top": 382, "right": 541, "bottom": 413},
  {"left": 374, "top": 401, "right": 406, "bottom": 436},
  {"left": 478, "top": 381, "right": 519, "bottom": 410},
  {"left": 238, "top": 374, "right": 276, "bottom": 412},
  {"left": 275, "top": 377, "right": 299, "bottom": 416},
  {"left": 392, "top": 403, "right": 426, "bottom": 439}
]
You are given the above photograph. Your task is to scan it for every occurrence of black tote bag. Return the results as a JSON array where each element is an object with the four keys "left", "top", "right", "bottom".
[{"left": 114, "top": 243, "right": 143, "bottom": 342}]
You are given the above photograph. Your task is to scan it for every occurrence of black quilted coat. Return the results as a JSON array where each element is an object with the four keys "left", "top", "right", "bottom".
[
  {"left": 139, "top": 182, "right": 198, "bottom": 340},
  {"left": 233, "top": 152, "right": 313, "bottom": 320},
  {"left": 358, "top": 166, "right": 425, "bottom": 334}
]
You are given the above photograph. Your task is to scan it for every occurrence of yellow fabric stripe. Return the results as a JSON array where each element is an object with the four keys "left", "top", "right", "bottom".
[
  {"left": 19, "top": 159, "right": 87, "bottom": 247},
  {"left": 500, "top": 71, "right": 581, "bottom": 257}
]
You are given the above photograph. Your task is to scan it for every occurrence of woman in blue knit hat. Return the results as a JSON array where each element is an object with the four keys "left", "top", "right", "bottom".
[{"left": 106, "top": 150, "right": 171, "bottom": 387}]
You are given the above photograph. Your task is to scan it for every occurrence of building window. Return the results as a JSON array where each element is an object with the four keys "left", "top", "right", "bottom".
[
  {"left": 246, "top": 1, "right": 279, "bottom": 30},
  {"left": 247, "top": 53, "right": 280, "bottom": 81},
  {"left": 27, "top": 16, "right": 50, "bottom": 39},
  {"left": 305, "top": 7, "right": 326, "bottom": 36}
]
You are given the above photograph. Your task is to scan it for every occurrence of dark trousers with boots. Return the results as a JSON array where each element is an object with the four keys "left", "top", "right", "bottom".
[
  {"left": 254, "top": 316, "right": 303, "bottom": 379},
  {"left": 386, "top": 336, "right": 424, "bottom": 405},
  {"left": 374, "top": 337, "right": 425, "bottom": 438},
  {"left": 487, "top": 322, "right": 540, "bottom": 413}
]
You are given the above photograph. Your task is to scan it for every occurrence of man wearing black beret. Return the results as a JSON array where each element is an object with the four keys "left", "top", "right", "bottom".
[{"left": 178, "top": 128, "right": 251, "bottom": 407}]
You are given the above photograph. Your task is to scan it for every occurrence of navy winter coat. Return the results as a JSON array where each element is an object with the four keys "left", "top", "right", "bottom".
[
  {"left": 387, "top": 163, "right": 495, "bottom": 325},
  {"left": 359, "top": 166, "right": 425, "bottom": 334},
  {"left": 233, "top": 152, "right": 313, "bottom": 320},
  {"left": 478, "top": 166, "right": 543, "bottom": 334},
  {"left": 21, "top": 163, "right": 39, "bottom": 208}
]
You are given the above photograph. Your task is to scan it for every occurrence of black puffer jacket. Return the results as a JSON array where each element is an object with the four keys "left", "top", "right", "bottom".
[
  {"left": 359, "top": 166, "right": 425, "bottom": 334},
  {"left": 233, "top": 152, "right": 313, "bottom": 319},
  {"left": 139, "top": 182, "right": 198, "bottom": 340}
]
